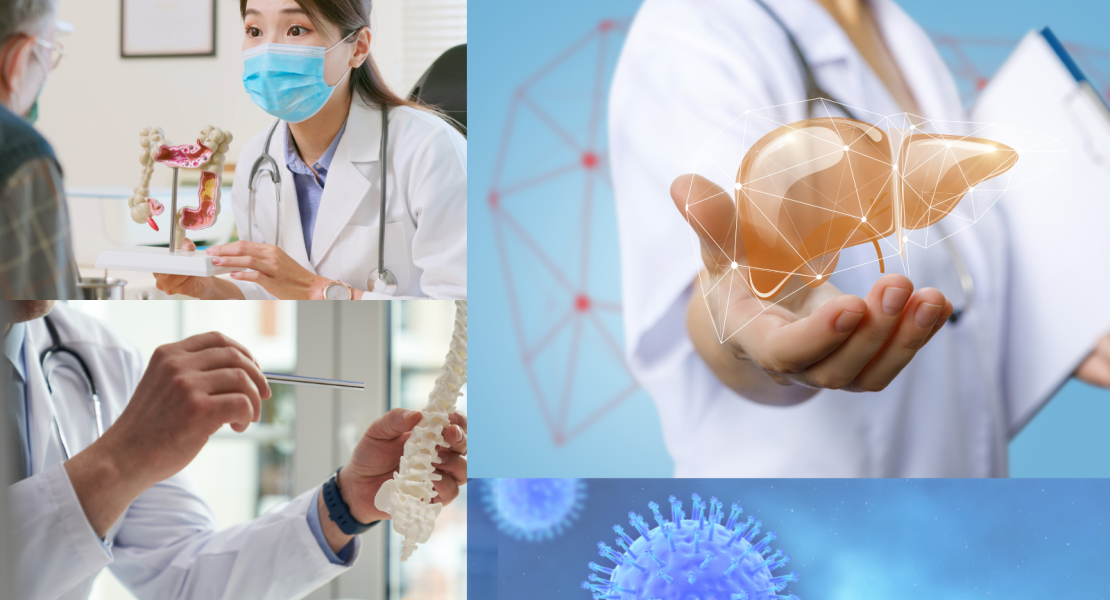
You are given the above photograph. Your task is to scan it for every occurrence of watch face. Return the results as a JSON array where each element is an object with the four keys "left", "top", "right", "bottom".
[{"left": 324, "top": 282, "right": 351, "bottom": 300}]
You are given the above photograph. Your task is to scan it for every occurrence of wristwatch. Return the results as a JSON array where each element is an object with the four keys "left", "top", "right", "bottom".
[
  {"left": 322, "top": 468, "right": 377, "bottom": 535},
  {"left": 323, "top": 280, "right": 354, "bottom": 300}
]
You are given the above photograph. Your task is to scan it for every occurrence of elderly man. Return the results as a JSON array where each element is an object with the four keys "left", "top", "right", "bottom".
[{"left": 0, "top": 0, "right": 76, "bottom": 299}]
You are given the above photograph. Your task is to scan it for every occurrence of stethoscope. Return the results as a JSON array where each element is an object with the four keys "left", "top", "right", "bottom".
[
  {"left": 38, "top": 316, "right": 103, "bottom": 461},
  {"left": 247, "top": 105, "right": 399, "bottom": 295},
  {"left": 751, "top": 0, "right": 974, "bottom": 323}
]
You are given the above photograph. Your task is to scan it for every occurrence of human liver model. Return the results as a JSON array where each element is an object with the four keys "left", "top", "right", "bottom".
[
  {"left": 375, "top": 300, "right": 467, "bottom": 561},
  {"left": 127, "top": 125, "right": 233, "bottom": 249},
  {"left": 732, "top": 117, "right": 1018, "bottom": 299}
]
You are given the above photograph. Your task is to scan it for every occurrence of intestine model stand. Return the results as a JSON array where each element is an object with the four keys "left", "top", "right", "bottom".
[
  {"left": 95, "top": 125, "right": 246, "bottom": 277},
  {"left": 375, "top": 300, "right": 467, "bottom": 561}
]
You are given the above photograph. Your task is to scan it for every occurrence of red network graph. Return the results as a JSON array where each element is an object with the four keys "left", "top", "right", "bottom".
[
  {"left": 488, "top": 20, "right": 1108, "bottom": 448},
  {"left": 489, "top": 19, "right": 632, "bottom": 447}
]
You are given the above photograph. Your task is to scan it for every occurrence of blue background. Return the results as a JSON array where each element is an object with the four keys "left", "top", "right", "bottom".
[
  {"left": 469, "top": 478, "right": 1110, "bottom": 600},
  {"left": 470, "top": 0, "right": 1110, "bottom": 478}
]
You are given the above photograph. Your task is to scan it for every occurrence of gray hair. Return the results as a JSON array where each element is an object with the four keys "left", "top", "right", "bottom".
[{"left": 0, "top": 0, "right": 56, "bottom": 44}]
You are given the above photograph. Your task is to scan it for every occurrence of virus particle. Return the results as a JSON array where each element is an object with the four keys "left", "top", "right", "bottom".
[
  {"left": 483, "top": 478, "right": 587, "bottom": 542},
  {"left": 581, "top": 493, "right": 799, "bottom": 600}
]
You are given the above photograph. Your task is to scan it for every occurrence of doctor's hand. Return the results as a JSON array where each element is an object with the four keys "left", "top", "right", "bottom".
[
  {"left": 206, "top": 241, "right": 346, "bottom": 299},
  {"left": 1076, "top": 333, "right": 1110, "bottom": 387},
  {"left": 673, "top": 174, "right": 954, "bottom": 405},
  {"left": 153, "top": 238, "right": 246, "bottom": 299},
  {"left": 316, "top": 409, "right": 467, "bottom": 552},
  {"left": 64, "top": 331, "right": 271, "bottom": 537}
]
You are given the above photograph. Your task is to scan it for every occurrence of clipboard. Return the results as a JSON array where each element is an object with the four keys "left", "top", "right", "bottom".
[{"left": 971, "top": 27, "right": 1110, "bottom": 437}]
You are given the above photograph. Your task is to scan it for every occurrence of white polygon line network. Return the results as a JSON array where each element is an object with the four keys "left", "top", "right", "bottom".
[{"left": 682, "top": 98, "right": 1065, "bottom": 343}]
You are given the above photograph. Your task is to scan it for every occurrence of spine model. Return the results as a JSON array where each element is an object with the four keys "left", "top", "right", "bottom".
[{"left": 375, "top": 300, "right": 467, "bottom": 561}]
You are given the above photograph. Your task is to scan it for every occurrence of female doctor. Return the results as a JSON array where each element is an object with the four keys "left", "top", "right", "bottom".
[
  {"left": 610, "top": 0, "right": 1110, "bottom": 477},
  {"left": 155, "top": 0, "right": 467, "bottom": 300}
]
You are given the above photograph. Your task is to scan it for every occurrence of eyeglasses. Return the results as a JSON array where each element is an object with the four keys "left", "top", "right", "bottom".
[{"left": 34, "top": 37, "right": 64, "bottom": 70}]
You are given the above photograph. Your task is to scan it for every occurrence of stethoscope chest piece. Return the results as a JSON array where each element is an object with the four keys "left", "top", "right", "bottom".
[{"left": 369, "top": 269, "right": 398, "bottom": 295}]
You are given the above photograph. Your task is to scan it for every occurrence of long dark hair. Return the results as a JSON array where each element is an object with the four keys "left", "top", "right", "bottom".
[{"left": 239, "top": 0, "right": 422, "bottom": 111}]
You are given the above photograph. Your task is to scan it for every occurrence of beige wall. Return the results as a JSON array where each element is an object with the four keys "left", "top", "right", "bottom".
[{"left": 38, "top": 0, "right": 408, "bottom": 189}]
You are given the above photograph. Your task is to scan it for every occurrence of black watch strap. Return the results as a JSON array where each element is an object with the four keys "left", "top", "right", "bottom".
[{"left": 322, "top": 468, "right": 377, "bottom": 535}]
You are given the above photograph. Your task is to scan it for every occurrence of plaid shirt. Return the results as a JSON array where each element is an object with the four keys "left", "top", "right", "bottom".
[{"left": 0, "top": 157, "right": 78, "bottom": 299}]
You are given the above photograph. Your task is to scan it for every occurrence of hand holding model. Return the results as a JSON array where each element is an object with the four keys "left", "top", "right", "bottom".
[
  {"left": 63, "top": 332, "right": 271, "bottom": 537},
  {"left": 675, "top": 173, "right": 953, "bottom": 404},
  {"left": 155, "top": 239, "right": 349, "bottom": 299}
]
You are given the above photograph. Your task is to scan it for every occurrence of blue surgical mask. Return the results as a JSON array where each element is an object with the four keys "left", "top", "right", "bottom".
[{"left": 242, "top": 32, "right": 354, "bottom": 123}]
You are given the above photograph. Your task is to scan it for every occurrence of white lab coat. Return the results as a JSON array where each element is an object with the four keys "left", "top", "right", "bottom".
[
  {"left": 8, "top": 304, "right": 355, "bottom": 600},
  {"left": 610, "top": 0, "right": 1037, "bottom": 477},
  {"left": 232, "top": 101, "right": 467, "bottom": 299}
]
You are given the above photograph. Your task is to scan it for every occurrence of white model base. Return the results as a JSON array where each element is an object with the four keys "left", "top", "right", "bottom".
[{"left": 95, "top": 247, "right": 245, "bottom": 277}]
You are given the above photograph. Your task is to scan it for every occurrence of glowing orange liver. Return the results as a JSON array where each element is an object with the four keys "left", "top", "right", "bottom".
[{"left": 734, "top": 118, "right": 1017, "bottom": 299}]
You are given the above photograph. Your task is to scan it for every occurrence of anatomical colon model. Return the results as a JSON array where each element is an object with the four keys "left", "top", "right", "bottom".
[
  {"left": 734, "top": 117, "right": 1018, "bottom": 299},
  {"left": 375, "top": 300, "right": 467, "bottom": 561},
  {"left": 127, "top": 125, "right": 233, "bottom": 249}
]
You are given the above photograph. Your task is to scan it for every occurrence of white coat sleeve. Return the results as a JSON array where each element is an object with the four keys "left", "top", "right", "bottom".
[
  {"left": 9, "top": 463, "right": 113, "bottom": 600},
  {"left": 107, "top": 476, "right": 354, "bottom": 600},
  {"left": 609, "top": 1, "right": 798, "bottom": 447},
  {"left": 380, "top": 122, "right": 467, "bottom": 300}
]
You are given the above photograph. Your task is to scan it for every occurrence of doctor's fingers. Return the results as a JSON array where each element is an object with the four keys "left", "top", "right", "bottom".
[
  {"left": 799, "top": 275, "right": 916, "bottom": 390},
  {"left": 187, "top": 345, "right": 272, "bottom": 408},
  {"left": 178, "top": 331, "right": 262, "bottom": 370},
  {"left": 205, "top": 393, "right": 258, "bottom": 434},
  {"left": 443, "top": 424, "right": 467, "bottom": 455},
  {"left": 434, "top": 451, "right": 467, "bottom": 487},
  {"left": 670, "top": 174, "right": 740, "bottom": 269},
  {"left": 194, "top": 368, "right": 264, "bottom": 426},
  {"left": 849, "top": 294, "right": 952, "bottom": 393},
  {"left": 449, "top": 411, "right": 467, "bottom": 434},
  {"left": 735, "top": 293, "right": 867, "bottom": 375}
]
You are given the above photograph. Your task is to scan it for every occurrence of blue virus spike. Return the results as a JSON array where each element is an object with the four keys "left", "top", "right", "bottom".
[
  {"left": 662, "top": 522, "right": 677, "bottom": 552},
  {"left": 745, "top": 521, "right": 763, "bottom": 542},
  {"left": 770, "top": 553, "right": 791, "bottom": 571},
  {"left": 725, "top": 504, "right": 743, "bottom": 531},
  {"left": 726, "top": 517, "right": 755, "bottom": 548},
  {"left": 749, "top": 549, "right": 783, "bottom": 575},
  {"left": 751, "top": 532, "right": 777, "bottom": 555},
  {"left": 630, "top": 513, "right": 654, "bottom": 540},
  {"left": 617, "top": 536, "right": 639, "bottom": 558},
  {"left": 769, "top": 572, "right": 799, "bottom": 587},
  {"left": 582, "top": 493, "right": 799, "bottom": 600},
  {"left": 482, "top": 478, "right": 586, "bottom": 542},
  {"left": 589, "top": 562, "right": 615, "bottom": 575},
  {"left": 724, "top": 556, "right": 741, "bottom": 576},
  {"left": 598, "top": 542, "right": 625, "bottom": 565},
  {"left": 691, "top": 493, "right": 704, "bottom": 523},
  {"left": 614, "top": 525, "right": 635, "bottom": 546}
]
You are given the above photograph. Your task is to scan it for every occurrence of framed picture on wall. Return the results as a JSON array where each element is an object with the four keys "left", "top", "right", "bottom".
[{"left": 121, "top": 0, "right": 217, "bottom": 58}]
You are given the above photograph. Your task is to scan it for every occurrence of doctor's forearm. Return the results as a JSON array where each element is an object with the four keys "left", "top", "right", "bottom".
[
  {"left": 687, "top": 291, "right": 819, "bottom": 406},
  {"left": 64, "top": 438, "right": 150, "bottom": 538}
]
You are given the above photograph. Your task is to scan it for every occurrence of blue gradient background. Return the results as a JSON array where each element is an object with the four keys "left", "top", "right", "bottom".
[
  {"left": 471, "top": 0, "right": 1110, "bottom": 478},
  {"left": 468, "top": 478, "right": 1110, "bottom": 599}
]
